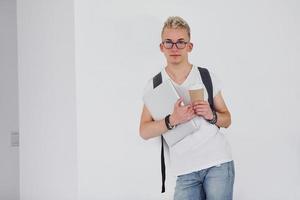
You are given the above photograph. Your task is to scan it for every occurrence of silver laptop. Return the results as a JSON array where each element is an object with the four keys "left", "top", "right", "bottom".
[{"left": 143, "top": 79, "right": 198, "bottom": 147}]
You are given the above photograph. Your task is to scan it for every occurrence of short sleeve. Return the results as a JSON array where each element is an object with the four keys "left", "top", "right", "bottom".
[
  {"left": 209, "top": 71, "right": 222, "bottom": 97},
  {"left": 142, "top": 78, "right": 153, "bottom": 100}
]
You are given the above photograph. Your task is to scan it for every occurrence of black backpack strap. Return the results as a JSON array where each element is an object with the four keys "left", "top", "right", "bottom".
[
  {"left": 160, "top": 135, "right": 166, "bottom": 193},
  {"left": 197, "top": 67, "right": 215, "bottom": 111},
  {"left": 152, "top": 72, "right": 166, "bottom": 193},
  {"left": 153, "top": 72, "right": 162, "bottom": 89}
]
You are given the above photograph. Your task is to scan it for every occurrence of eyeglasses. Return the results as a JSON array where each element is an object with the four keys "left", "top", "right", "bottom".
[{"left": 162, "top": 40, "right": 189, "bottom": 49}]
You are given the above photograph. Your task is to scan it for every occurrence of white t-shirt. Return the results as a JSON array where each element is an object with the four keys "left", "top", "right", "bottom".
[{"left": 143, "top": 65, "right": 233, "bottom": 176}]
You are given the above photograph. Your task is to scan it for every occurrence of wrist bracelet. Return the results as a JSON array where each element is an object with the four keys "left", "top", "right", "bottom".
[
  {"left": 165, "top": 114, "right": 175, "bottom": 130},
  {"left": 207, "top": 111, "right": 217, "bottom": 125}
]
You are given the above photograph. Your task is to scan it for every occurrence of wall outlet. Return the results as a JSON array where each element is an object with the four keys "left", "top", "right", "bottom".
[{"left": 11, "top": 131, "right": 19, "bottom": 147}]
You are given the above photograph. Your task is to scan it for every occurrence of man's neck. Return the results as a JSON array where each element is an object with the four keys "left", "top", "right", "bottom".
[
  {"left": 166, "top": 62, "right": 192, "bottom": 73},
  {"left": 165, "top": 62, "right": 193, "bottom": 83}
]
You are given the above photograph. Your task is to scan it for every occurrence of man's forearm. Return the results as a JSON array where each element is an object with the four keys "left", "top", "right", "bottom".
[
  {"left": 215, "top": 111, "right": 231, "bottom": 128},
  {"left": 140, "top": 119, "right": 168, "bottom": 140}
]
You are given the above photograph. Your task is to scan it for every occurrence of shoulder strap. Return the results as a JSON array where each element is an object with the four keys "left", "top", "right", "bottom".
[
  {"left": 153, "top": 72, "right": 162, "bottom": 89},
  {"left": 197, "top": 67, "right": 215, "bottom": 111},
  {"left": 152, "top": 72, "right": 166, "bottom": 193},
  {"left": 160, "top": 135, "right": 166, "bottom": 193}
]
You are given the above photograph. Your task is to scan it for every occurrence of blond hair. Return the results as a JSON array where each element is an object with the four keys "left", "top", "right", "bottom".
[{"left": 161, "top": 16, "right": 191, "bottom": 40}]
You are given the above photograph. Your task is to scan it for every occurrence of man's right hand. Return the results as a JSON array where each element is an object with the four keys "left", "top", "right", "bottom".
[{"left": 169, "top": 97, "right": 195, "bottom": 126}]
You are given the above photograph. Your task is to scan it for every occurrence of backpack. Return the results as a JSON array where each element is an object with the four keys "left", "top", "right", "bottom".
[{"left": 152, "top": 67, "right": 215, "bottom": 193}]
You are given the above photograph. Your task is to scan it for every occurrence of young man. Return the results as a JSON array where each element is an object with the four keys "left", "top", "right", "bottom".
[{"left": 139, "top": 16, "right": 234, "bottom": 200}]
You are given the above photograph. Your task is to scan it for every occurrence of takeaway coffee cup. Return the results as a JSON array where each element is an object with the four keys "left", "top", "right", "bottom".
[{"left": 189, "top": 84, "right": 204, "bottom": 103}]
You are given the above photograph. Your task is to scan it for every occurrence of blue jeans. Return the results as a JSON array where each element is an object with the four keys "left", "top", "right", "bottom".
[{"left": 174, "top": 161, "right": 235, "bottom": 200}]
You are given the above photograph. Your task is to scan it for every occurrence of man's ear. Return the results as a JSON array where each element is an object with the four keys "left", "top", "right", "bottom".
[
  {"left": 159, "top": 43, "right": 164, "bottom": 52},
  {"left": 187, "top": 42, "right": 193, "bottom": 52}
]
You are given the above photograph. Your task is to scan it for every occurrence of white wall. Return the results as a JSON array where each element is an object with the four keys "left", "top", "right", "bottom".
[
  {"left": 0, "top": 0, "right": 19, "bottom": 199},
  {"left": 75, "top": 0, "right": 300, "bottom": 199},
  {"left": 74, "top": 1, "right": 166, "bottom": 199},
  {"left": 17, "top": 0, "right": 78, "bottom": 199}
]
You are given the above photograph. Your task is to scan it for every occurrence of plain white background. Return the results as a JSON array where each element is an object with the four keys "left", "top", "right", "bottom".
[
  {"left": 75, "top": 0, "right": 300, "bottom": 199},
  {"left": 17, "top": 0, "right": 78, "bottom": 199},
  {"left": 7, "top": 0, "right": 300, "bottom": 199}
]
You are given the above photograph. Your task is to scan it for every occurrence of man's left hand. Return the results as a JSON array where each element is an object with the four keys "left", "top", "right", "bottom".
[{"left": 192, "top": 100, "right": 213, "bottom": 120}]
